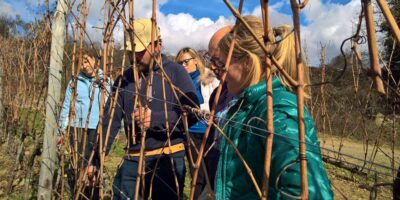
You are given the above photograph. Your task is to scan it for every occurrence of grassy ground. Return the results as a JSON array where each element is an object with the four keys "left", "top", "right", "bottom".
[
  {"left": 320, "top": 135, "right": 396, "bottom": 199},
  {"left": 0, "top": 133, "right": 397, "bottom": 199},
  {"left": 320, "top": 134, "right": 399, "bottom": 180}
]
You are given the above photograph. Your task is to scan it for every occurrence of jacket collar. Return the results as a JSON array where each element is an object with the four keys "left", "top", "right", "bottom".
[
  {"left": 238, "top": 78, "right": 285, "bottom": 105},
  {"left": 79, "top": 68, "right": 104, "bottom": 79}
]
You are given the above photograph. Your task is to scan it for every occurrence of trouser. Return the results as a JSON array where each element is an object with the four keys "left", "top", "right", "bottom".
[
  {"left": 66, "top": 127, "right": 99, "bottom": 199},
  {"left": 67, "top": 127, "right": 97, "bottom": 167},
  {"left": 187, "top": 133, "right": 219, "bottom": 200},
  {"left": 112, "top": 150, "right": 186, "bottom": 200}
]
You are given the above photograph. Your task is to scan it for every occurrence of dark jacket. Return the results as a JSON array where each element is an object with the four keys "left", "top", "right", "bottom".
[
  {"left": 209, "top": 82, "right": 235, "bottom": 114},
  {"left": 101, "top": 55, "right": 198, "bottom": 155}
]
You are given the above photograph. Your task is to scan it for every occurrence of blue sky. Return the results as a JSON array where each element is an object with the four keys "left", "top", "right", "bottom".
[
  {"left": 160, "top": 0, "right": 259, "bottom": 20},
  {"left": 159, "top": 0, "right": 352, "bottom": 24},
  {"left": 160, "top": 0, "right": 352, "bottom": 20},
  {"left": 0, "top": 0, "right": 362, "bottom": 65},
  {"left": 0, "top": 0, "right": 354, "bottom": 30}
]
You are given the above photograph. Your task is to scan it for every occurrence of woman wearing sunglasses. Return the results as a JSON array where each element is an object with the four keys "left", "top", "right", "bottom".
[{"left": 176, "top": 47, "right": 219, "bottom": 199}]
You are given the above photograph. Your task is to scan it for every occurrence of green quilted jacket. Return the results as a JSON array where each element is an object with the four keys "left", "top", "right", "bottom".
[{"left": 215, "top": 79, "right": 333, "bottom": 200}]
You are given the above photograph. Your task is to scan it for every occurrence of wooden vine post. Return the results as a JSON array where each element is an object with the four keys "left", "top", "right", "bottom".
[
  {"left": 134, "top": 0, "right": 159, "bottom": 199},
  {"left": 375, "top": 0, "right": 400, "bottom": 43},
  {"left": 290, "top": 0, "right": 309, "bottom": 198},
  {"left": 260, "top": 0, "right": 275, "bottom": 199},
  {"left": 363, "top": 0, "right": 386, "bottom": 94},
  {"left": 38, "top": 0, "right": 69, "bottom": 199}
]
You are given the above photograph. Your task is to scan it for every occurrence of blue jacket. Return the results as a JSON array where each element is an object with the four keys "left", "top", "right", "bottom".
[
  {"left": 59, "top": 69, "right": 111, "bottom": 130},
  {"left": 101, "top": 55, "right": 199, "bottom": 155}
]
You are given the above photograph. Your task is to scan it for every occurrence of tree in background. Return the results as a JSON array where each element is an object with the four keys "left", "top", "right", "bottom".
[{"left": 379, "top": 0, "right": 400, "bottom": 108}]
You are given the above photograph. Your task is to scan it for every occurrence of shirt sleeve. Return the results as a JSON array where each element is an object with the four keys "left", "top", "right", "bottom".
[{"left": 59, "top": 80, "right": 73, "bottom": 132}]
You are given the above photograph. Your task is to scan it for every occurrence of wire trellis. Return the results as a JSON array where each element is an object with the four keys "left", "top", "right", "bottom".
[{"left": 1, "top": 0, "right": 400, "bottom": 199}]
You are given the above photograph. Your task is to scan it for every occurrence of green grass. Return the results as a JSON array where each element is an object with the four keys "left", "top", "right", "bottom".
[
  {"left": 110, "top": 138, "right": 126, "bottom": 157},
  {"left": 13, "top": 107, "right": 45, "bottom": 139},
  {"left": 183, "top": 160, "right": 191, "bottom": 199}
]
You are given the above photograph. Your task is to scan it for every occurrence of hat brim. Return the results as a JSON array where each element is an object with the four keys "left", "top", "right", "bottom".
[
  {"left": 120, "top": 40, "right": 150, "bottom": 52},
  {"left": 134, "top": 42, "right": 147, "bottom": 52}
]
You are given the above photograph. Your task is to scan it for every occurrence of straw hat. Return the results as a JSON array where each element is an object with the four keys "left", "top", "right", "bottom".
[{"left": 123, "top": 18, "right": 161, "bottom": 52}]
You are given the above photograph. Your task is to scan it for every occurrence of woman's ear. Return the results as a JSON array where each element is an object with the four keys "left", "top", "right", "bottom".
[
  {"left": 244, "top": 55, "right": 252, "bottom": 71},
  {"left": 245, "top": 57, "right": 251, "bottom": 66}
]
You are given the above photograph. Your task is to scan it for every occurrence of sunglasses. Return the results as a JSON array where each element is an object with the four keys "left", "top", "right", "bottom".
[
  {"left": 178, "top": 58, "right": 194, "bottom": 65},
  {"left": 203, "top": 53, "right": 225, "bottom": 69}
]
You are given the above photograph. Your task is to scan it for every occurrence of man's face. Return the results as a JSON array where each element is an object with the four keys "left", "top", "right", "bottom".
[
  {"left": 132, "top": 42, "right": 161, "bottom": 72},
  {"left": 206, "top": 47, "right": 226, "bottom": 80}
]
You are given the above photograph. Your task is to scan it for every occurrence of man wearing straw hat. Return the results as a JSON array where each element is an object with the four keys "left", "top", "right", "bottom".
[{"left": 91, "top": 18, "right": 198, "bottom": 200}]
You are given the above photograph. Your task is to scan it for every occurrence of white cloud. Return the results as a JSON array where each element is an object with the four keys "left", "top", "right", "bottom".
[
  {"left": 81, "top": 0, "right": 173, "bottom": 48},
  {"left": 81, "top": 0, "right": 362, "bottom": 65},
  {"left": 250, "top": 5, "right": 292, "bottom": 26},
  {"left": 7, "top": 0, "right": 371, "bottom": 66},
  {"left": 81, "top": 1, "right": 233, "bottom": 54},
  {"left": 156, "top": 2, "right": 292, "bottom": 55},
  {"left": 157, "top": 13, "right": 232, "bottom": 54},
  {"left": 0, "top": 0, "right": 28, "bottom": 17},
  {"left": 301, "top": 0, "right": 362, "bottom": 65},
  {"left": 0, "top": 1, "right": 13, "bottom": 16}
]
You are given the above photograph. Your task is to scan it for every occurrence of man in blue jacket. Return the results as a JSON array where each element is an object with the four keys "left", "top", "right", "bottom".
[{"left": 91, "top": 19, "right": 198, "bottom": 199}]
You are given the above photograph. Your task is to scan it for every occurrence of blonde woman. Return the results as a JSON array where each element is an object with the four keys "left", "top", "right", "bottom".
[
  {"left": 176, "top": 47, "right": 219, "bottom": 112},
  {"left": 176, "top": 47, "right": 219, "bottom": 198},
  {"left": 214, "top": 16, "right": 333, "bottom": 199}
]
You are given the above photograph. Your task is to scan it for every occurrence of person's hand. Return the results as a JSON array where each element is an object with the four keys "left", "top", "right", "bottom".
[
  {"left": 134, "top": 107, "right": 151, "bottom": 129},
  {"left": 57, "top": 136, "right": 63, "bottom": 145},
  {"left": 86, "top": 165, "right": 97, "bottom": 187},
  {"left": 56, "top": 135, "right": 63, "bottom": 150}
]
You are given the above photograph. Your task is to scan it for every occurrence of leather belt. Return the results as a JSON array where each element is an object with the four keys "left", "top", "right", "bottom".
[{"left": 126, "top": 143, "right": 185, "bottom": 157}]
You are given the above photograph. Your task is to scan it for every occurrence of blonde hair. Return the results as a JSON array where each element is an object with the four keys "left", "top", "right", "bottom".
[
  {"left": 175, "top": 47, "right": 206, "bottom": 78},
  {"left": 271, "top": 25, "right": 311, "bottom": 96},
  {"left": 218, "top": 16, "right": 265, "bottom": 92},
  {"left": 219, "top": 15, "right": 311, "bottom": 96}
]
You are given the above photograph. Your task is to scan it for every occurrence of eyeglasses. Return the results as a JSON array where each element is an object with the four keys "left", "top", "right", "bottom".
[
  {"left": 178, "top": 58, "right": 194, "bottom": 65},
  {"left": 203, "top": 53, "right": 225, "bottom": 69}
]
